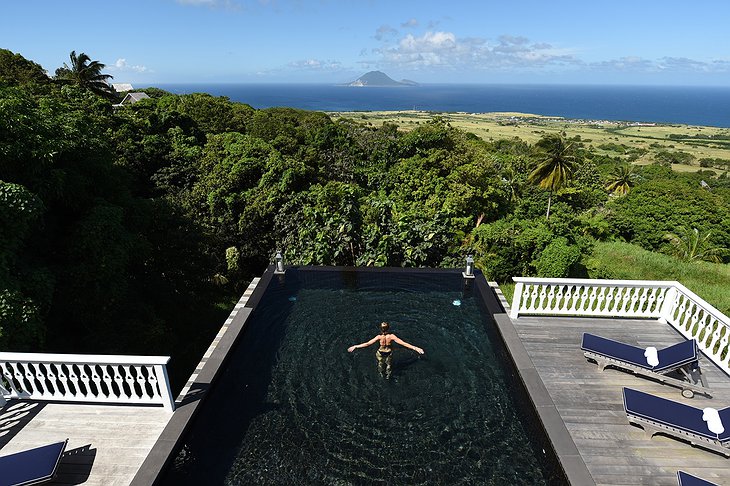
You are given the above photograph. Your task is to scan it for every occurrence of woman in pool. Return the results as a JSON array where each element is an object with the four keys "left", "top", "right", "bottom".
[{"left": 348, "top": 322, "right": 424, "bottom": 379}]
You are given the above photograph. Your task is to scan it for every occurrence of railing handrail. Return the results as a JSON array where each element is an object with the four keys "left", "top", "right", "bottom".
[
  {"left": 0, "top": 352, "right": 170, "bottom": 366},
  {"left": 510, "top": 277, "right": 729, "bottom": 323},
  {"left": 512, "top": 277, "right": 678, "bottom": 288}
]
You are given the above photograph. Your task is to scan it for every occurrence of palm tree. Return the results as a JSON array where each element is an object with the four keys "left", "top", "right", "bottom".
[
  {"left": 664, "top": 227, "right": 729, "bottom": 263},
  {"left": 528, "top": 133, "right": 577, "bottom": 220},
  {"left": 501, "top": 167, "right": 521, "bottom": 203},
  {"left": 606, "top": 165, "right": 636, "bottom": 196},
  {"left": 56, "top": 51, "right": 114, "bottom": 98}
]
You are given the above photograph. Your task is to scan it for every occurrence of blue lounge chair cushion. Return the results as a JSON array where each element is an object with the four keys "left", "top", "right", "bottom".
[
  {"left": 677, "top": 470, "right": 719, "bottom": 486},
  {"left": 658, "top": 341, "right": 699, "bottom": 372},
  {"left": 0, "top": 440, "right": 67, "bottom": 486},
  {"left": 623, "top": 388, "right": 730, "bottom": 442},
  {"left": 582, "top": 333, "right": 697, "bottom": 372}
]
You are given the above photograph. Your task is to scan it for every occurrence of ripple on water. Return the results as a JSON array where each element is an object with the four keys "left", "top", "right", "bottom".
[{"left": 216, "top": 281, "right": 551, "bottom": 486}]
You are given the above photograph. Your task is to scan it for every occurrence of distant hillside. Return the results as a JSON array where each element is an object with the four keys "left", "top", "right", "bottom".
[{"left": 347, "top": 71, "right": 418, "bottom": 87}]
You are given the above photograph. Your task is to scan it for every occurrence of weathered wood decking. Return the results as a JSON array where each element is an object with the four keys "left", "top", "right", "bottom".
[
  {"left": 512, "top": 315, "right": 730, "bottom": 486},
  {"left": 0, "top": 400, "right": 170, "bottom": 485}
]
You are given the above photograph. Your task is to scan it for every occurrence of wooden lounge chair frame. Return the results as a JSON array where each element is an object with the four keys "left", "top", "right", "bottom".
[
  {"left": 582, "top": 333, "right": 710, "bottom": 398},
  {"left": 624, "top": 388, "right": 730, "bottom": 457}
]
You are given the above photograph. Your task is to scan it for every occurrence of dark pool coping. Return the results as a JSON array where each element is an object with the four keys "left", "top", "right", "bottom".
[
  {"left": 130, "top": 268, "right": 275, "bottom": 486},
  {"left": 132, "top": 266, "right": 593, "bottom": 485},
  {"left": 482, "top": 279, "right": 596, "bottom": 486}
]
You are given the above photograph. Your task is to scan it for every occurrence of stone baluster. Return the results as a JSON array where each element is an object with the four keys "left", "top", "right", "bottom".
[
  {"left": 721, "top": 332, "right": 730, "bottom": 370},
  {"left": 595, "top": 287, "right": 606, "bottom": 313},
  {"left": 646, "top": 288, "right": 657, "bottom": 314},
  {"left": 528, "top": 284, "right": 539, "bottom": 313},
  {"left": 34, "top": 363, "right": 51, "bottom": 399},
  {"left": 136, "top": 366, "right": 149, "bottom": 402},
  {"left": 48, "top": 363, "right": 63, "bottom": 399},
  {"left": 102, "top": 365, "right": 115, "bottom": 400}
]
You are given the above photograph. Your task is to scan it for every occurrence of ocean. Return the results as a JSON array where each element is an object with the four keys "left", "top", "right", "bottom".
[{"left": 153, "top": 84, "right": 730, "bottom": 128}]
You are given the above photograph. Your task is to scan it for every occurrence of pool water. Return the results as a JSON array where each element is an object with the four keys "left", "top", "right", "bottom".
[{"left": 161, "top": 269, "right": 563, "bottom": 485}]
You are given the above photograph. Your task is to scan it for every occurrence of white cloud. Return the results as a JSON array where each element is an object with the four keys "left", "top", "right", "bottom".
[
  {"left": 658, "top": 57, "right": 713, "bottom": 72},
  {"left": 591, "top": 56, "right": 730, "bottom": 73},
  {"left": 109, "top": 58, "right": 149, "bottom": 73},
  {"left": 289, "top": 59, "right": 344, "bottom": 71},
  {"left": 401, "top": 18, "right": 418, "bottom": 28},
  {"left": 373, "top": 30, "right": 579, "bottom": 71}
]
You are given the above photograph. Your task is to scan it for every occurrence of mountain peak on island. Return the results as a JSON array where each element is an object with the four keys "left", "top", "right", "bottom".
[{"left": 347, "top": 71, "right": 418, "bottom": 87}]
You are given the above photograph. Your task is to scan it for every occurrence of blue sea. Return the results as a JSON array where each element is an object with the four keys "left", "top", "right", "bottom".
[{"left": 153, "top": 84, "right": 730, "bottom": 127}]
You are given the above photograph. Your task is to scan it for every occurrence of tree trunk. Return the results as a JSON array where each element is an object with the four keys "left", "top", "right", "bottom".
[{"left": 546, "top": 192, "right": 552, "bottom": 220}]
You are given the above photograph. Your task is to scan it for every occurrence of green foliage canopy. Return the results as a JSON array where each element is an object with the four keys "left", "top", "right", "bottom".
[{"left": 3, "top": 49, "right": 730, "bottom": 386}]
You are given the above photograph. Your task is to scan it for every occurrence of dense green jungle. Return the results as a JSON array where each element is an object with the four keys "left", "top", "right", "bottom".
[{"left": 2, "top": 49, "right": 729, "bottom": 391}]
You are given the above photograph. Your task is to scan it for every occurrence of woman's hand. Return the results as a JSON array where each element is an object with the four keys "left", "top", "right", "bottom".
[
  {"left": 348, "top": 345, "right": 357, "bottom": 352},
  {"left": 414, "top": 346, "right": 424, "bottom": 355}
]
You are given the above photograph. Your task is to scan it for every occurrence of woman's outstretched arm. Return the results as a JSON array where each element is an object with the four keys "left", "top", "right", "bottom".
[
  {"left": 391, "top": 335, "right": 424, "bottom": 354},
  {"left": 348, "top": 336, "right": 380, "bottom": 352}
]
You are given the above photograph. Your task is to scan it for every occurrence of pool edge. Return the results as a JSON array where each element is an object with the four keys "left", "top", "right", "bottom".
[
  {"left": 482, "top": 280, "right": 596, "bottom": 486},
  {"left": 130, "top": 267, "right": 275, "bottom": 486}
]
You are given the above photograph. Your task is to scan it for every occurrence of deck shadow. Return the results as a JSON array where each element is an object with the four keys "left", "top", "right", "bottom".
[
  {"left": 0, "top": 400, "right": 46, "bottom": 449},
  {"left": 54, "top": 444, "right": 97, "bottom": 485}
]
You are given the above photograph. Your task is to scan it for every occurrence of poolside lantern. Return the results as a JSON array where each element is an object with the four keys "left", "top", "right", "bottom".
[
  {"left": 463, "top": 255, "right": 475, "bottom": 279},
  {"left": 274, "top": 250, "right": 285, "bottom": 274}
]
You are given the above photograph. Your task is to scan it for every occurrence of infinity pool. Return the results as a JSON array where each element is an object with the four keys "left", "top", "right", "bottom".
[{"left": 160, "top": 268, "right": 565, "bottom": 485}]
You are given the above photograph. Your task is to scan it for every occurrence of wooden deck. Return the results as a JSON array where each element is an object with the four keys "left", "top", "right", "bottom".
[
  {"left": 512, "top": 315, "right": 730, "bottom": 486},
  {"left": 0, "top": 400, "right": 170, "bottom": 485}
]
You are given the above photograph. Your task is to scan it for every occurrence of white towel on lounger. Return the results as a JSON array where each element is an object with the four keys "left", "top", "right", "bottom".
[
  {"left": 644, "top": 347, "right": 659, "bottom": 367},
  {"left": 703, "top": 407, "right": 725, "bottom": 435}
]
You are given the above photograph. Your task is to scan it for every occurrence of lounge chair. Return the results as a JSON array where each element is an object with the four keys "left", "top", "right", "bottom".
[
  {"left": 623, "top": 387, "right": 730, "bottom": 456},
  {"left": 0, "top": 439, "right": 67, "bottom": 486},
  {"left": 581, "top": 333, "right": 709, "bottom": 397},
  {"left": 677, "top": 470, "right": 719, "bottom": 486}
]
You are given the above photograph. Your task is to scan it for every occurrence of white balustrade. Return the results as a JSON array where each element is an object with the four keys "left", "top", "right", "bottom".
[
  {"left": 510, "top": 277, "right": 730, "bottom": 376},
  {"left": 0, "top": 353, "right": 175, "bottom": 411}
]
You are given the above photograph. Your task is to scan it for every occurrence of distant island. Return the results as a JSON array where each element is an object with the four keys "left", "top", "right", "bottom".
[{"left": 346, "top": 71, "right": 419, "bottom": 87}]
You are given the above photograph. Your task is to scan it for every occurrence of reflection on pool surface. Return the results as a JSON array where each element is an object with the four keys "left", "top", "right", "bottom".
[{"left": 161, "top": 268, "right": 564, "bottom": 485}]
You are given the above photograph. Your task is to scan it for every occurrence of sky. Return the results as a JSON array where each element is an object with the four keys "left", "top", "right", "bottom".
[{"left": 4, "top": 0, "right": 730, "bottom": 86}]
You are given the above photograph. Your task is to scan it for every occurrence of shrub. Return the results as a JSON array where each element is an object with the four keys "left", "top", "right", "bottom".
[{"left": 533, "top": 237, "right": 580, "bottom": 278}]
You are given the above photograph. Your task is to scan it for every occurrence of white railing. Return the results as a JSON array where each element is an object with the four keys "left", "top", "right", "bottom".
[
  {"left": 510, "top": 278, "right": 730, "bottom": 376},
  {"left": 0, "top": 353, "right": 175, "bottom": 411}
]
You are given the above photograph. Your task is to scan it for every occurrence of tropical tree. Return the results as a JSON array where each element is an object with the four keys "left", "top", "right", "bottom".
[
  {"left": 527, "top": 133, "right": 576, "bottom": 220},
  {"left": 0, "top": 49, "right": 49, "bottom": 86},
  {"left": 664, "top": 227, "right": 729, "bottom": 263},
  {"left": 606, "top": 165, "right": 637, "bottom": 195},
  {"left": 55, "top": 51, "right": 114, "bottom": 98},
  {"left": 501, "top": 167, "right": 522, "bottom": 203}
]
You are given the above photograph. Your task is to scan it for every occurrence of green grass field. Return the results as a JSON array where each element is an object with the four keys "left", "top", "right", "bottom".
[
  {"left": 585, "top": 241, "right": 730, "bottom": 315},
  {"left": 497, "top": 241, "right": 730, "bottom": 314},
  {"left": 331, "top": 111, "right": 730, "bottom": 173}
]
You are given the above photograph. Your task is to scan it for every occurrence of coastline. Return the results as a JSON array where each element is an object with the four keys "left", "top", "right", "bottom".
[{"left": 150, "top": 83, "right": 730, "bottom": 128}]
